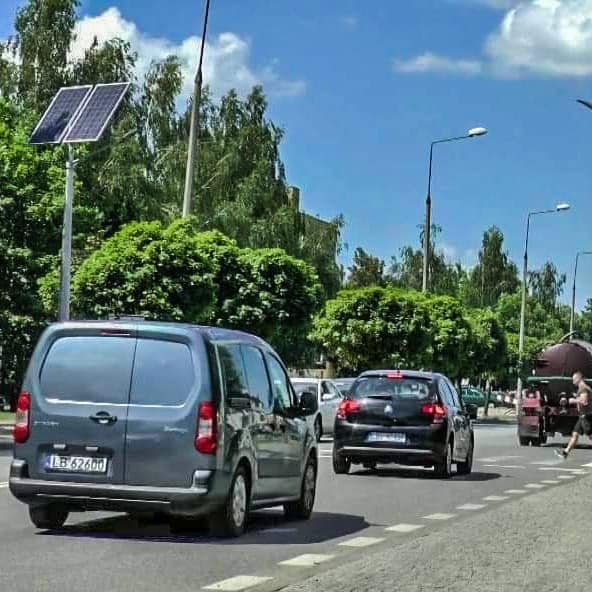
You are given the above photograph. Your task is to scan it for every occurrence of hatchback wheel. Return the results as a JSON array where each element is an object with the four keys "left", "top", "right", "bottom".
[
  {"left": 518, "top": 436, "right": 531, "bottom": 446},
  {"left": 285, "top": 456, "right": 317, "bottom": 521},
  {"left": 210, "top": 466, "right": 249, "bottom": 537},
  {"left": 456, "top": 439, "right": 473, "bottom": 475},
  {"left": 29, "top": 505, "right": 68, "bottom": 529},
  {"left": 434, "top": 441, "right": 453, "bottom": 479},
  {"left": 332, "top": 450, "right": 351, "bottom": 474}
]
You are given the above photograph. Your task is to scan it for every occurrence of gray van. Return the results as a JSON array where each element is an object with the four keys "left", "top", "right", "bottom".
[{"left": 9, "top": 321, "right": 319, "bottom": 537}]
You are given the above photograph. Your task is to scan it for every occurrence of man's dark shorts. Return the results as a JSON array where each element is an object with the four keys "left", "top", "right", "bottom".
[{"left": 574, "top": 415, "right": 592, "bottom": 436}]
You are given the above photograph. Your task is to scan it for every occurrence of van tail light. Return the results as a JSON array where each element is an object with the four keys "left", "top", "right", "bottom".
[
  {"left": 337, "top": 399, "right": 360, "bottom": 420},
  {"left": 421, "top": 402, "right": 446, "bottom": 424},
  {"left": 14, "top": 391, "right": 31, "bottom": 444},
  {"left": 195, "top": 401, "right": 217, "bottom": 454}
]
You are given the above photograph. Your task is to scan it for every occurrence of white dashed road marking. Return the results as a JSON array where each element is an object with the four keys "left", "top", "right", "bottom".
[
  {"left": 457, "top": 504, "right": 486, "bottom": 511},
  {"left": 483, "top": 464, "right": 526, "bottom": 469},
  {"left": 203, "top": 576, "right": 273, "bottom": 591},
  {"left": 279, "top": 554, "right": 334, "bottom": 568},
  {"left": 0, "top": 482, "right": 8, "bottom": 489},
  {"left": 386, "top": 523, "right": 425, "bottom": 533},
  {"left": 531, "top": 460, "right": 562, "bottom": 466},
  {"left": 482, "top": 495, "right": 509, "bottom": 501},
  {"left": 424, "top": 513, "right": 456, "bottom": 521},
  {"left": 504, "top": 489, "right": 527, "bottom": 494},
  {"left": 524, "top": 483, "right": 546, "bottom": 489},
  {"left": 539, "top": 467, "right": 586, "bottom": 473},
  {"left": 581, "top": 462, "right": 592, "bottom": 467},
  {"left": 338, "top": 537, "right": 384, "bottom": 548},
  {"left": 557, "top": 475, "right": 575, "bottom": 480},
  {"left": 540, "top": 480, "right": 560, "bottom": 485}
]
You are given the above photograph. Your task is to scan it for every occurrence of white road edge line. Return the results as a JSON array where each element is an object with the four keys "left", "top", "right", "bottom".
[
  {"left": 203, "top": 576, "right": 273, "bottom": 591},
  {"left": 338, "top": 537, "right": 385, "bottom": 548},
  {"left": 386, "top": 523, "right": 425, "bottom": 533},
  {"left": 279, "top": 554, "right": 335, "bottom": 568}
]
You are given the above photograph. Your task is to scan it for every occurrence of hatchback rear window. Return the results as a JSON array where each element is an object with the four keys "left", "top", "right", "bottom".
[
  {"left": 351, "top": 376, "right": 433, "bottom": 400},
  {"left": 129, "top": 339, "right": 195, "bottom": 406},
  {"left": 292, "top": 382, "right": 317, "bottom": 395},
  {"left": 40, "top": 336, "right": 136, "bottom": 404}
]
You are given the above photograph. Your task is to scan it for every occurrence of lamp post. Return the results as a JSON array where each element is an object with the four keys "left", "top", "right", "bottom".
[
  {"left": 516, "top": 203, "right": 571, "bottom": 397},
  {"left": 570, "top": 251, "right": 592, "bottom": 335},
  {"left": 182, "top": 0, "right": 212, "bottom": 218},
  {"left": 423, "top": 126, "right": 487, "bottom": 292}
]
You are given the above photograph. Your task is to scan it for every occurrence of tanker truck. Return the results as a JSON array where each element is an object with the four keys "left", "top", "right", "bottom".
[{"left": 518, "top": 336, "right": 592, "bottom": 447}]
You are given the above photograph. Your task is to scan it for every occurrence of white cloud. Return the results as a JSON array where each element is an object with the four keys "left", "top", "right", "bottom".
[
  {"left": 394, "top": 52, "right": 483, "bottom": 75},
  {"left": 397, "top": 0, "right": 592, "bottom": 79},
  {"left": 340, "top": 16, "right": 358, "bottom": 30},
  {"left": 71, "top": 7, "right": 306, "bottom": 101},
  {"left": 464, "top": 0, "right": 521, "bottom": 8}
]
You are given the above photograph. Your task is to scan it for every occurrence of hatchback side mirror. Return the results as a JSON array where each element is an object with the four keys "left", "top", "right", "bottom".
[
  {"left": 321, "top": 393, "right": 335, "bottom": 402},
  {"left": 299, "top": 391, "right": 318, "bottom": 415}
]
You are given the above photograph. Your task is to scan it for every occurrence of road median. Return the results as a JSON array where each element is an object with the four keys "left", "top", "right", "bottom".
[{"left": 281, "top": 472, "right": 592, "bottom": 592}]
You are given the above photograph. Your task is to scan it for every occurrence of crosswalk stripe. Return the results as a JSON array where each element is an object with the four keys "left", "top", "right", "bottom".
[
  {"left": 203, "top": 576, "right": 273, "bottom": 591},
  {"left": 386, "top": 523, "right": 425, "bottom": 533},
  {"left": 338, "top": 537, "right": 384, "bottom": 548},
  {"left": 279, "top": 554, "right": 334, "bottom": 568}
]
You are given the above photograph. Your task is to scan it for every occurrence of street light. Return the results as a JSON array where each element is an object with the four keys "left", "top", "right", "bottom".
[
  {"left": 517, "top": 203, "right": 571, "bottom": 398},
  {"left": 182, "top": 0, "right": 212, "bottom": 218},
  {"left": 422, "top": 126, "right": 488, "bottom": 292},
  {"left": 570, "top": 250, "right": 592, "bottom": 335}
]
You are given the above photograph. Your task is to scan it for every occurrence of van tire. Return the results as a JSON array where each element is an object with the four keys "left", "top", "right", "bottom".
[
  {"left": 210, "top": 466, "right": 249, "bottom": 537},
  {"left": 284, "top": 456, "right": 316, "bottom": 521},
  {"left": 29, "top": 505, "right": 68, "bottom": 529},
  {"left": 333, "top": 451, "right": 351, "bottom": 474}
]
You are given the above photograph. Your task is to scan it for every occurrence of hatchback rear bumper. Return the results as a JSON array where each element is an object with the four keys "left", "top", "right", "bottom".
[
  {"left": 9, "top": 459, "right": 230, "bottom": 517},
  {"left": 336, "top": 445, "right": 441, "bottom": 466}
]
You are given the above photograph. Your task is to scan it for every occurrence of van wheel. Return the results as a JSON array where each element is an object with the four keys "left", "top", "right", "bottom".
[
  {"left": 29, "top": 505, "right": 68, "bottom": 529},
  {"left": 210, "top": 466, "right": 249, "bottom": 537},
  {"left": 457, "top": 439, "right": 473, "bottom": 475},
  {"left": 333, "top": 451, "right": 351, "bottom": 474},
  {"left": 285, "top": 456, "right": 316, "bottom": 521},
  {"left": 434, "top": 441, "right": 453, "bottom": 479},
  {"left": 314, "top": 417, "right": 323, "bottom": 442}
]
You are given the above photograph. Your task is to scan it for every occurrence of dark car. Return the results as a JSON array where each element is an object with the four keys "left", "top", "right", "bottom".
[
  {"left": 333, "top": 370, "right": 475, "bottom": 478},
  {"left": 9, "top": 321, "right": 319, "bottom": 537}
]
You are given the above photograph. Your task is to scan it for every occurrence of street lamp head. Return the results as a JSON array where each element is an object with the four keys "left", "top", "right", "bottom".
[
  {"left": 467, "top": 127, "right": 488, "bottom": 137},
  {"left": 556, "top": 202, "right": 570, "bottom": 212},
  {"left": 577, "top": 99, "right": 592, "bottom": 111}
]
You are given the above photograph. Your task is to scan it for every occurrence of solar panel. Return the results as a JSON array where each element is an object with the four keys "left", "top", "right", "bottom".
[
  {"left": 64, "top": 82, "right": 130, "bottom": 143},
  {"left": 29, "top": 86, "right": 93, "bottom": 145}
]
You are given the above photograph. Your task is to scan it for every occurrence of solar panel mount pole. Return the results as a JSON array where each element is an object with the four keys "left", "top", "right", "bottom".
[
  {"left": 58, "top": 144, "right": 75, "bottom": 321},
  {"left": 182, "top": 0, "right": 211, "bottom": 218}
]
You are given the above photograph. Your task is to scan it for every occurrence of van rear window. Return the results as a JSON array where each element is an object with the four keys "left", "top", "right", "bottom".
[
  {"left": 40, "top": 336, "right": 136, "bottom": 404},
  {"left": 129, "top": 339, "right": 194, "bottom": 406}
]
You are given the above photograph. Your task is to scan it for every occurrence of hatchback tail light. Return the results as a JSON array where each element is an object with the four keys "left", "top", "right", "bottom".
[
  {"left": 337, "top": 399, "right": 360, "bottom": 420},
  {"left": 421, "top": 402, "right": 446, "bottom": 424},
  {"left": 13, "top": 391, "right": 31, "bottom": 444},
  {"left": 195, "top": 401, "right": 217, "bottom": 454}
]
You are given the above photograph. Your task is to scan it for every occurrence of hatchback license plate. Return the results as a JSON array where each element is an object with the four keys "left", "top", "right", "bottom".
[
  {"left": 46, "top": 455, "right": 108, "bottom": 474},
  {"left": 367, "top": 432, "right": 406, "bottom": 444}
]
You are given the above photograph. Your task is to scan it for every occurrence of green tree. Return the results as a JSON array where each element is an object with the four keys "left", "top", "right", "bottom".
[
  {"left": 346, "top": 248, "right": 385, "bottom": 288},
  {"left": 579, "top": 299, "right": 592, "bottom": 342},
  {"left": 465, "top": 308, "right": 507, "bottom": 382},
  {"left": 461, "top": 226, "right": 519, "bottom": 308},
  {"left": 528, "top": 261, "right": 566, "bottom": 313}
]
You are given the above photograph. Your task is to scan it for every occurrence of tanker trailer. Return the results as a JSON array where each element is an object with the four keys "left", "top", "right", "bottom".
[{"left": 518, "top": 336, "right": 592, "bottom": 446}]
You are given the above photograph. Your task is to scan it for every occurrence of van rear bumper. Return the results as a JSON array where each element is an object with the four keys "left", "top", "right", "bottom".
[{"left": 9, "top": 459, "right": 230, "bottom": 517}]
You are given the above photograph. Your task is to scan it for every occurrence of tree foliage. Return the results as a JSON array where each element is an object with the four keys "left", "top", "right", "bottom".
[{"left": 346, "top": 248, "right": 385, "bottom": 288}]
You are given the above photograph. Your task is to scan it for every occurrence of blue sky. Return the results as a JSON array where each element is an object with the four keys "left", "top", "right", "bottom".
[{"left": 2, "top": 0, "right": 592, "bottom": 309}]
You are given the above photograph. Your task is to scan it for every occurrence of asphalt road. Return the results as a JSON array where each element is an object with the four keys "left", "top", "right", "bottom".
[{"left": 1, "top": 424, "right": 591, "bottom": 592}]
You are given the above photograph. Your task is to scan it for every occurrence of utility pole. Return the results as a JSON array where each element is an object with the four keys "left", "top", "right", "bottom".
[
  {"left": 182, "top": 0, "right": 211, "bottom": 218},
  {"left": 58, "top": 145, "right": 75, "bottom": 321}
]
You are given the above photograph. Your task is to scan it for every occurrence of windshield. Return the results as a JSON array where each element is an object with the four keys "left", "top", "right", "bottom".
[
  {"left": 350, "top": 376, "right": 433, "bottom": 400},
  {"left": 292, "top": 382, "right": 317, "bottom": 395}
]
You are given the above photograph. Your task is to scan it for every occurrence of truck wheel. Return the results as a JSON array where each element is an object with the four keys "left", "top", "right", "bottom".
[
  {"left": 29, "top": 505, "right": 68, "bottom": 529},
  {"left": 333, "top": 450, "right": 351, "bottom": 474},
  {"left": 457, "top": 439, "right": 473, "bottom": 475},
  {"left": 284, "top": 456, "right": 316, "bottom": 521},
  {"left": 434, "top": 442, "right": 453, "bottom": 479},
  {"left": 209, "top": 466, "right": 249, "bottom": 537},
  {"left": 519, "top": 436, "right": 531, "bottom": 446}
]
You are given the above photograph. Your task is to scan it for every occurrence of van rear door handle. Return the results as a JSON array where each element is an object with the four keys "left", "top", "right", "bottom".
[{"left": 90, "top": 412, "right": 117, "bottom": 425}]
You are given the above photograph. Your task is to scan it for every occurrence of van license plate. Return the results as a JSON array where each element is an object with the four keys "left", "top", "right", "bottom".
[
  {"left": 46, "top": 455, "right": 108, "bottom": 474},
  {"left": 367, "top": 432, "right": 406, "bottom": 444}
]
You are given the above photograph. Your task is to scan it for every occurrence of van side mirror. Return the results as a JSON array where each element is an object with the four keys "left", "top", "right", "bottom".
[{"left": 299, "top": 391, "right": 318, "bottom": 415}]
